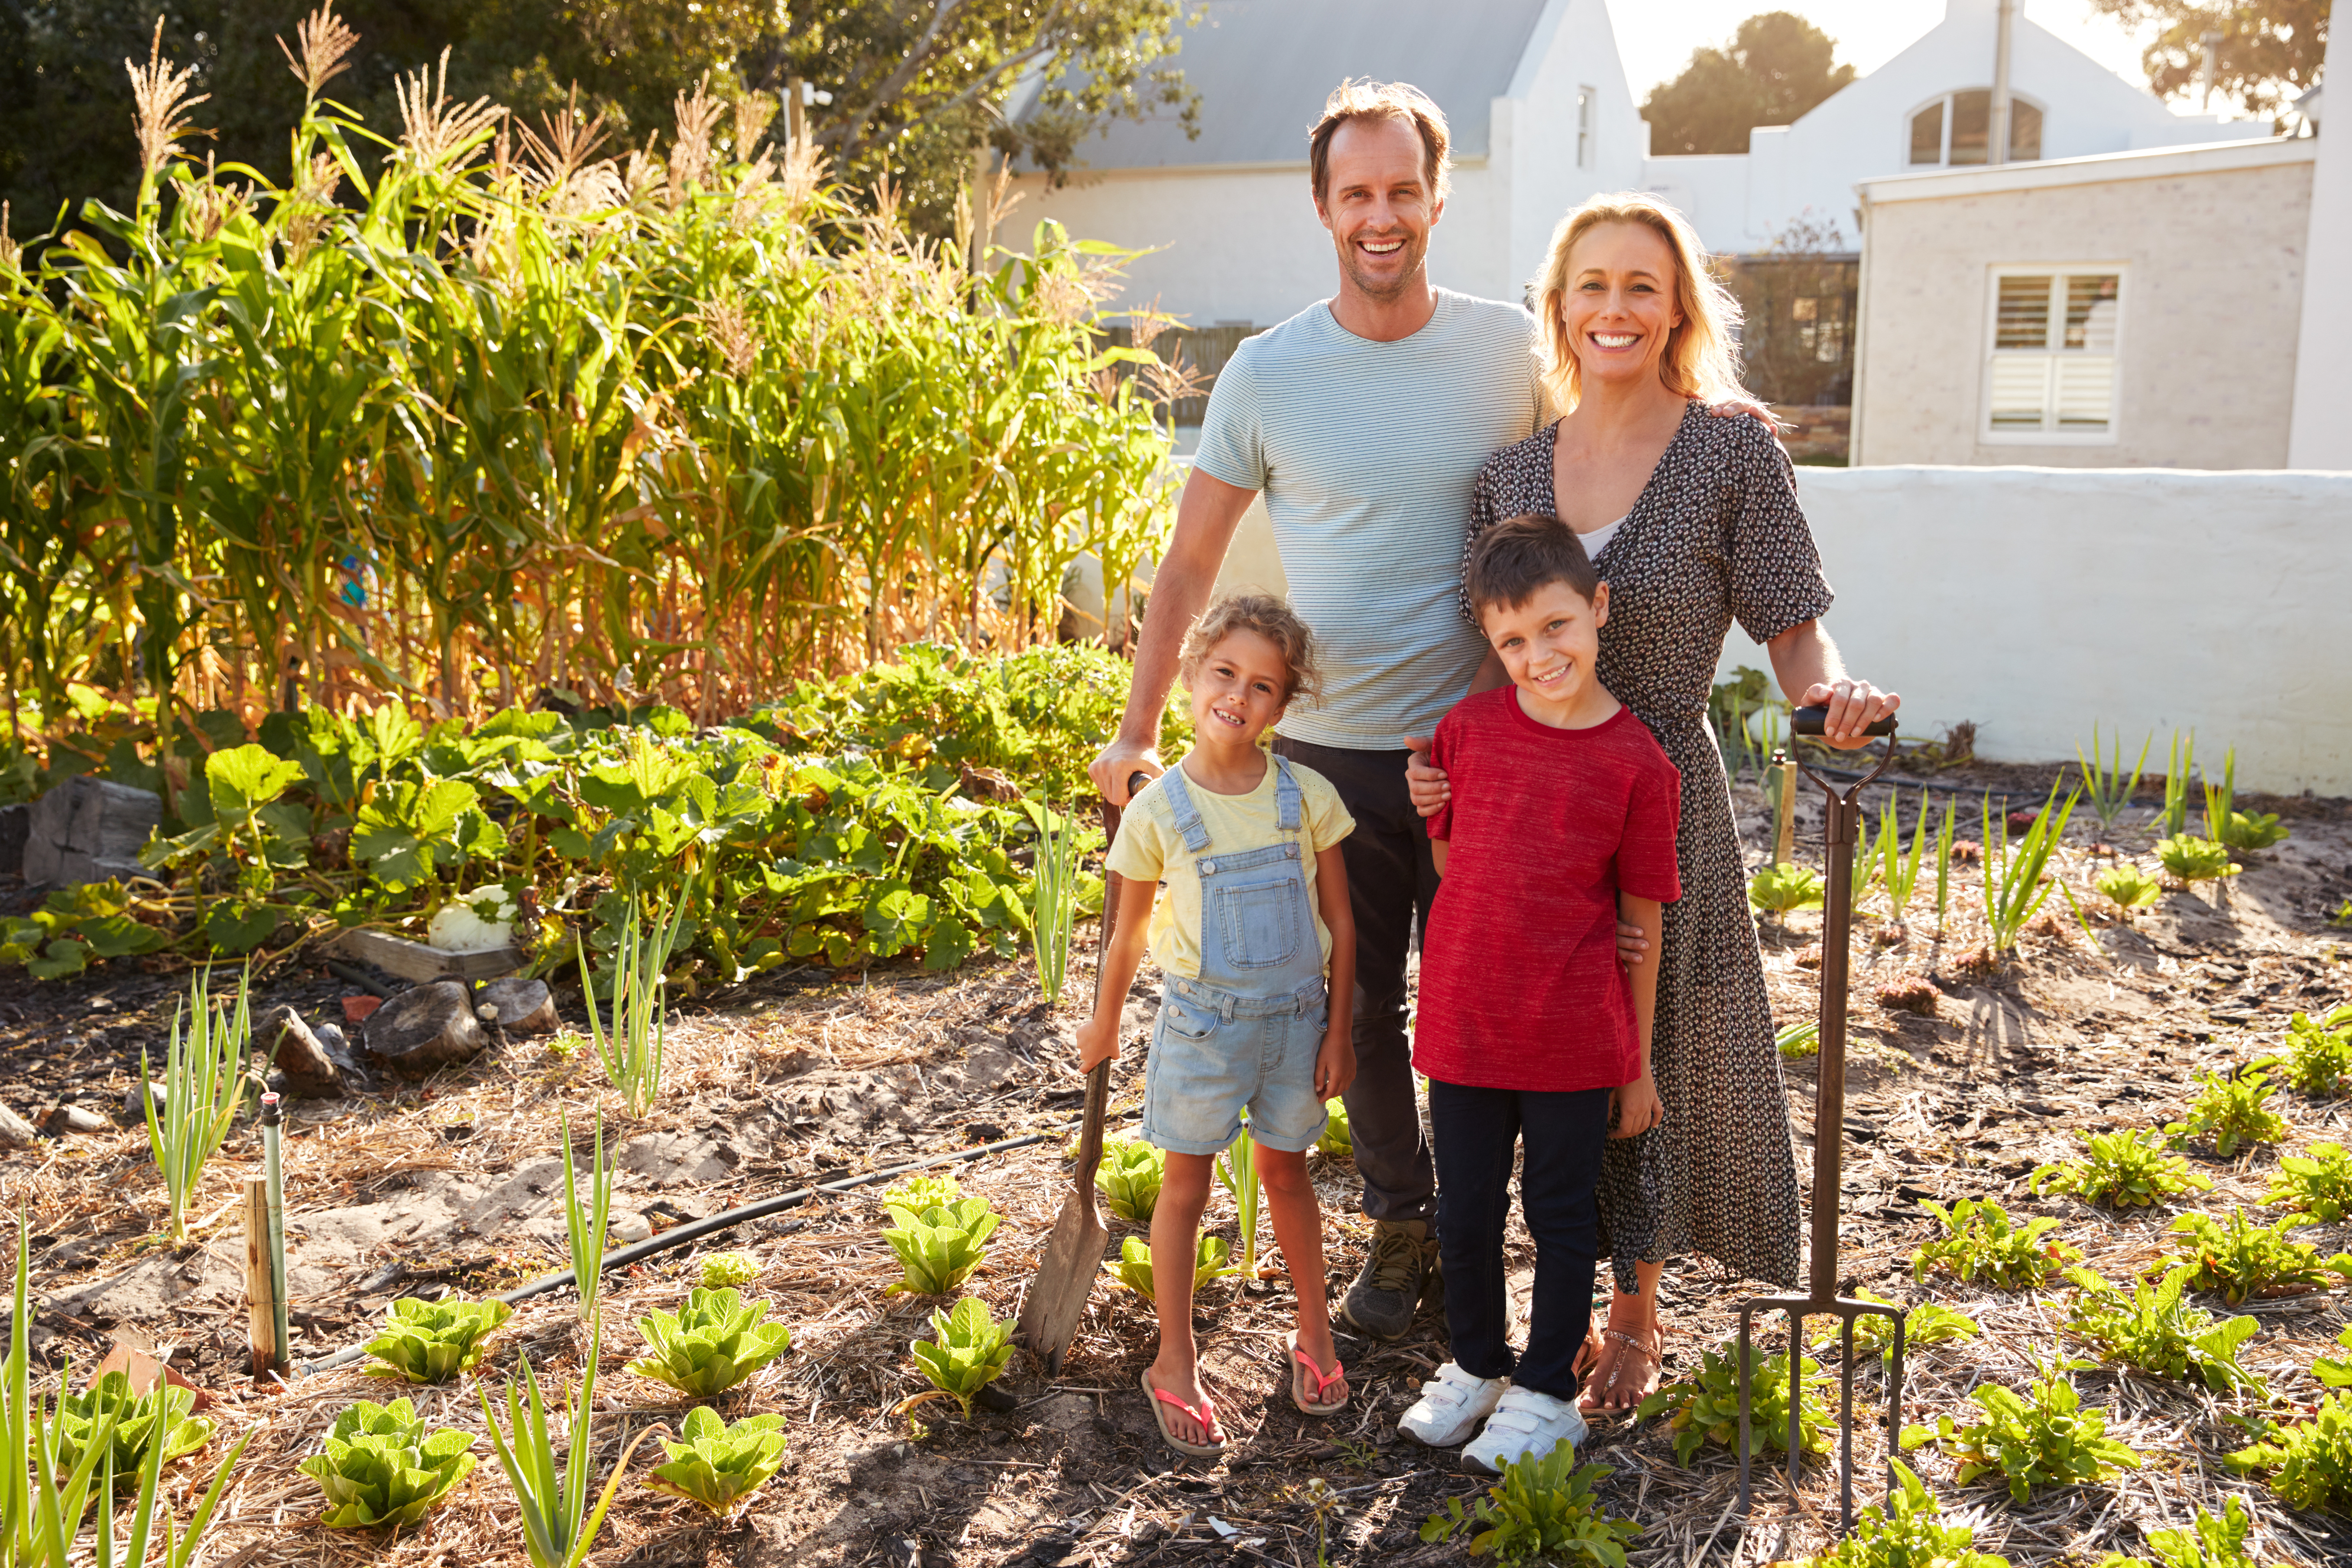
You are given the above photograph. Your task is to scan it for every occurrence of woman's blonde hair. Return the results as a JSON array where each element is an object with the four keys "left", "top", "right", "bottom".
[
  {"left": 1530, "top": 193, "right": 1745, "bottom": 414},
  {"left": 1177, "top": 593, "right": 1321, "bottom": 707}
]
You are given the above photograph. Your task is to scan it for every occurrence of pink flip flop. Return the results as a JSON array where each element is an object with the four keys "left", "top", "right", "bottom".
[
  {"left": 1286, "top": 1329, "right": 1347, "bottom": 1416},
  {"left": 1141, "top": 1368, "right": 1226, "bottom": 1457}
]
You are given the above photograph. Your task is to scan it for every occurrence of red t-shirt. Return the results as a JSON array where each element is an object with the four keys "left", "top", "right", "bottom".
[{"left": 1415, "top": 688, "right": 1683, "bottom": 1092}]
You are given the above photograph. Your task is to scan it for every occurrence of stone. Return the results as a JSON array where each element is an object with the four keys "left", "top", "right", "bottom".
[
  {"left": 44, "top": 1104, "right": 110, "bottom": 1136},
  {"left": 121, "top": 1082, "right": 168, "bottom": 1123},
  {"left": 22, "top": 778, "right": 163, "bottom": 887},
  {"left": 0, "top": 1103, "right": 36, "bottom": 1149},
  {"left": 476, "top": 978, "right": 557, "bottom": 1035},
  {"left": 262, "top": 1005, "right": 345, "bottom": 1098},
  {"left": 360, "top": 982, "right": 487, "bottom": 1077},
  {"left": 609, "top": 1212, "right": 653, "bottom": 1244}
]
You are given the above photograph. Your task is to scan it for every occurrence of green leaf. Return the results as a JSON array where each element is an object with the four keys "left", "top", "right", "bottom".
[
  {"left": 624, "top": 1287, "right": 793, "bottom": 1398},
  {"left": 362, "top": 1298, "right": 514, "bottom": 1384},
  {"left": 205, "top": 744, "right": 305, "bottom": 820}
]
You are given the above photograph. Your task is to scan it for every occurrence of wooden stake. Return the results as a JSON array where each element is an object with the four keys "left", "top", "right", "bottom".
[
  {"left": 1772, "top": 752, "right": 1799, "bottom": 868},
  {"left": 243, "top": 1176, "right": 277, "bottom": 1377}
]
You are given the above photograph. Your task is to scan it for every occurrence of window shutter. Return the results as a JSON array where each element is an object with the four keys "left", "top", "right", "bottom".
[
  {"left": 1989, "top": 357, "right": 2054, "bottom": 429},
  {"left": 2054, "top": 358, "right": 2116, "bottom": 430}
]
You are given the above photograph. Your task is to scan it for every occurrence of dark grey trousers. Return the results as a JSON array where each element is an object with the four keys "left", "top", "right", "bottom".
[{"left": 1272, "top": 735, "right": 1438, "bottom": 1225}]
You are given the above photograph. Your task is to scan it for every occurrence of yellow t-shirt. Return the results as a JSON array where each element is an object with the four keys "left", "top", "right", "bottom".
[{"left": 1105, "top": 757, "right": 1356, "bottom": 980}]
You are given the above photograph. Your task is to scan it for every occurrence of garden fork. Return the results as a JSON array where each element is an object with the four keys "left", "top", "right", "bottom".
[{"left": 1736, "top": 705, "right": 1905, "bottom": 1535}]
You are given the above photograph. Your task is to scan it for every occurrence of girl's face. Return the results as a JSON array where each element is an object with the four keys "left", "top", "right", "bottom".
[
  {"left": 1186, "top": 629, "right": 1291, "bottom": 750},
  {"left": 1559, "top": 220, "right": 1685, "bottom": 392}
]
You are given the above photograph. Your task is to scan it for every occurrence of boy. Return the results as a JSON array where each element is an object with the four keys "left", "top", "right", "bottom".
[{"left": 1396, "top": 513, "right": 1681, "bottom": 1472}]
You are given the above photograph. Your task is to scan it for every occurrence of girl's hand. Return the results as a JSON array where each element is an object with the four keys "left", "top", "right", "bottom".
[
  {"left": 1797, "top": 678, "right": 1900, "bottom": 750},
  {"left": 1608, "top": 1069, "right": 1662, "bottom": 1140},
  {"left": 1315, "top": 1030, "right": 1356, "bottom": 1101},
  {"left": 1076, "top": 1014, "right": 1120, "bottom": 1073},
  {"left": 1402, "top": 739, "right": 1449, "bottom": 819}
]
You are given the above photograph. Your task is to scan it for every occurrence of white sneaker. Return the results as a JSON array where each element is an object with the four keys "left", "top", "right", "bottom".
[
  {"left": 1461, "top": 1385, "right": 1588, "bottom": 1474},
  {"left": 1396, "top": 1362, "right": 1506, "bottom": 1448}
]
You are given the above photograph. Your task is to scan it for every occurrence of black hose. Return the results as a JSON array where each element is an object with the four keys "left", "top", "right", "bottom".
[
  {"left": 322, "top": 960, "right": 397, "bottom": 998},
  {"left": 301, "top": 1118, "right": 1105, "bottom": 1374}
]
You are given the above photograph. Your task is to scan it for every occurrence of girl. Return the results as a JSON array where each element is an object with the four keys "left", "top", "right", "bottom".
[{"left": 1076, "top": 593, "right": 1358, "bottom": 1458}]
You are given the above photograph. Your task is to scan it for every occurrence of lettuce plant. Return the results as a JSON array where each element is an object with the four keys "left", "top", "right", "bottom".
[
  {"left": 2164, "top": 1070, "right": 2286, "bottom": 1157},
  {"left": 1105, "top": 1234, "right": 1230, "bottom": 1296},
  {"left": 2096, "top": 863, "right": 2163, "bottom": 914},
  {"left": 299, "top": 1398, "right": 478, "bottom": 1528},
  {"left": 881, "top": 1174, "right": 961, "bottom": 1223},
  {"left": 1811, "top": 1291, "right": 1978, "bottom": 1369},
  {"left": 1749, "top": 863, "right": 1824, "bottom": 917},
  {"left": 363, "top": 1297, "right": 514, "bottom": 1383},
  {"left": 908, "top": 1298, "right": 1014, "bottom": 1419},
  {"left": 1912, "top": 1199, "right": 2080, "bottom": 1289},
  {"left": 2096, "top": 1496, "right": 2267, "bottom": 1568},
  {"left": 1095, "top": 1140, "right": 1164, "bottom": 1223},
  {"left": 645, "top": 1407, "right": 788, "bottom": 1515},
  {"left": 1315, "top": 1098, "right": 1351, "bottom": 1156},
  {"left": 2031, "top": 1131, "right": 2213, "bottom": 1209},
  {"left": 53, "top": 1370, "right": 214, "bottom": 1479},
  {"left": 626, "top": 1288, "right": 793, "bottom": 1398},
  {"left": 2225, "top": 1392, "right": 2352, "bottom": 1512},
  {"left": 2156, "top": 836, "right": 2238, "bottom": 888},
  {"left": 883, "top": 1198, "right": 1000, "bottom": 1296},
  {"left": 2262, "top": 1140, "right": 2352, "bottom": 1220},
  {"left": 2260, "top": 1005, "right": 2352, "bottom": 1098},
  {"left": 698, "top": 1251, "right": 760, "bottom": 1289},
  {"left": 2062, "top": 1266, "right": 2263, "bottom": 1396}
]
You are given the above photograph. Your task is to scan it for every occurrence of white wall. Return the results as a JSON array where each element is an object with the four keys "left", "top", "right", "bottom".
[
  {"left": 2288, "top": 26, "right": 2352, "bottom": 468},
  {"left": 1713, "top": 466, "right": 2352, "bottom": 795},
  {"left": 1496, "top": 0, "right": 1652, "bottom": 290}
]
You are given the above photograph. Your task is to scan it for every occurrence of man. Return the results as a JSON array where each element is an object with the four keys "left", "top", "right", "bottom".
[{"left": 1087, "top": 79, "right": 1540, "bottom": 1338}]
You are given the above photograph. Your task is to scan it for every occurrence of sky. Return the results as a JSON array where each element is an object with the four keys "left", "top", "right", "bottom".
[{"left": 1604, "top": 0, "right": 2164, "bottom": 103}]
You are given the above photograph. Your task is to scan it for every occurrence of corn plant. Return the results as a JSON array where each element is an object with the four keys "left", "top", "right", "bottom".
[
  {"left": 299, "top": 1398, "right": 478, "bottom": 1529},
  {"left": 560, "top": 1108, "right": 612, "bottom": 1322},
  {"left": 2031, "top": 1130, "right": 2213, "bottom": 1209},
  {"left": 2259, "top": 1005, "right": 2352, "bottom": 1098},
  {"left": 478, "top": 1328, "right": 653, "bottom": 1568},
  {"left": 1790, "top": 1462, "right": 2008, "bottom": 1568},
  {"left": 2262, "top": 1141, "right": 2352, "bottom": 1220},
  {"left": 1106, "top": 1234, "right": 1231, "bottom": 1296},
  {"left": 2160, "top": 1210, "right": 2352, "bottom": 1304},
  {"left": 2074, "top": 725, "right": 2152, "bottom": 831},
  {"left": 2226, "top": 1393, "right": 2352, "bottom": 1512},
  {"left": 1417, "top": 1446, "right": 1642, "bottom": 1565},
  {"left": 1981, "top": 785, "right": 2082, "bottom": 955},
  {"left": 1902, "top": 1361, "right": 2143, "bottom": 1503},
  {"left": 1911, "top": 1199, "right": 2080, "bottom": 1289},
  {"left": 1094, "top": 1139, "right": 1164, "bottom": 1223},
  {"left": 2162, "top": 731, "right": 2196, "bottom": 839},
  {"left": 1875, "top": 792, "right": 1928, "bottom": 925},
  {"left": 644, "top": 1408, "right": 787, "bottom": 1516},
  {"left": 2096, "top": 862, "right": 2164, "bottom": 914},
  {"left": 882, "top": 1198, "right": 999, "bottom": 1296},
  {"left": 1217, "top": 1121, "right": 1262, "bottom": 1277},
  {"left": 625, "top": 1288, "right": 792, "bottom": 1399},
  {"left": 2156, "top": 835, "right": 2240, "bottom": 888},
  {"left": 906, "top": 1298, "right": 1015, "bottom": 1419},
  {"left": 577, "top": 894, "right": 688, "bottom": 1117},
  {"left": 143, "top": 966, "right": 253, "bottom": 1243},
  {"left": 1027, "top": 797, "right": 1084, "bottom": 1006},
  {"left": 2061, "top": 1265, "right": 2263, "bottom": 1395},
  {"left": 2164, "top": 1070, "right": 2286, "bottom": 1157},
  {"left": 362, "top": 1298, "right": 514, "bottom": 1384},
  {"left": 1634, "top": 1341, "right": 1833, "bottom": 1467},
  {"left": 1933, "top": 795, "right": 1958, "bottom": 934}
]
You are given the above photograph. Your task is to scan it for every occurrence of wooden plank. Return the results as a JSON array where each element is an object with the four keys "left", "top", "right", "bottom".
[{"left": 330, "top": 927, "right": 525, "bottom": 982}]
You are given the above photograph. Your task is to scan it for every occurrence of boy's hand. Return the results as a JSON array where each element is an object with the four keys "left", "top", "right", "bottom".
[
  {"left": 1314, "top": 1029, "right": 1356, "bottom": 1101},
  {"left": 1075, "top": 1014, "right": 1121, "bottom": 1073},
  {"left": 1608, "top": 1069, "right": 1662, "bottom": 1140}
]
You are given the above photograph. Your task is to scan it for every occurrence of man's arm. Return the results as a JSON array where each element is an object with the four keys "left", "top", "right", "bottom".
[{"left": 1088, "top": 467, "right": 1260, "bottom": 805}]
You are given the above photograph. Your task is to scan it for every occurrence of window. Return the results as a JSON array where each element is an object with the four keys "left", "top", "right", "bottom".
[
  {"left": 1577, "top": 87, "right": 1595, "bottom": 168},
  {"left": 1983, "top": 267, "right": 2122, "bottom": 442},
  {"left": 1789, "top": 295, "right": 1846, "bottom": 364},
  {"left": 1907, "top": 91, "right": 2042, "bottom": 166}
]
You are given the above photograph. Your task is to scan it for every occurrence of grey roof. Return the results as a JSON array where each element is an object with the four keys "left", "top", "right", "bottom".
[{"left": 1024, "top": 0, "right": 1551, "bottom": 170}]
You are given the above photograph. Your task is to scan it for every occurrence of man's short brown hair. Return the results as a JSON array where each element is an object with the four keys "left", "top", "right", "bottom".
[
  {"left": 1308, "top": 79, "right": 1451, "bottom": 205},
  {"left": 1464, "top": 515, "right": 1601, "bottom": 619}
]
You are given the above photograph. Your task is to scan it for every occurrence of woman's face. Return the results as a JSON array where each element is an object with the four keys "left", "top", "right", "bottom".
[{"left": 1559, "top": 220, "right": 1685, "bottom": 392}]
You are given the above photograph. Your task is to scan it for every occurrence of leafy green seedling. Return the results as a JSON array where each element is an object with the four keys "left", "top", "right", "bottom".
[
  {"left": 1316, "top": 1098, "right": 1351, "bottom": 1156},
  {"left": 2161, "top": 731, "right": 2196, "bottom": 839},
  {"left": 881, "top": 1199, "right": 999, "bottom": 1296},
  {"left": 1901, "top": 1362, "right": 2142, "bottom": 1502},
  {"left": 298, "top": 1397, "right": 478, "bottom": 1529},
  {"left": 698, "top": 1252, "right": 760, "bottom": 1290},
  {"left": 479, "top": 1335, "right": 653, "bottom": 1568},
  {"left": 144, "top": 965, "right": 252, "bottom": 1243},
  {"left": 626, "top": 1287, "right": 792, "bottom": 1398},
  {"left": 2165, "top": 1070, "right": 2287, "bottom": 1157},
  {"left": 1095, "top": 1139, "right": 1164, "bottom": 1223},
  {"left": 1792, "top": 1461, "right": 2009, "bottom": 1568},
  {"left": 1749, "top": 863, "right": 1825, "bottom": 917},
  {"left": 2261, "top": 1140, "right": 2352, "bottom": 1220},
  {"left": 1418, "top": 1444, "right": 1642, "bottom": 1566},
  {"left": 2062, "top": 1265, "right": 2263, "bottom": 1396},
  {"left": 2161, "top": 1210, "right": 2352, "bottom": 1304},
  {"left": 644, "top": 1407, "right": 787, "bottom": 1516},
  {"left": 2314, "top": 1324, "right": 2352, "bottom": 1389},
  {"left": 1911, "top": 1199, "right": 2080, "bottom": 1289},
  {"left": 54, "top": 1370, "right": 214, "bottom": 1479},
  {"left": 560, "top": 1107, "right": 612, "bottom": 1322},
  {"left": 1218, "top": 1123, "right": 1261, "bottom": 1276},
  {"left": 2259, "top": 1005, "right": 2352, "bottom": 1098},
  {"left": 2225, "top": 1392, "right": 2352, "bottom": 1513},
  {"left": 2094, "top": 1496, "right": 2273, "bottom": 1568},
  {"left": 1634, "top": 1341, "right": 1832, "bottom": 1468},
  {"left": 2217, "top": 810, "right": 2290, "bottom": 853},
  {"left": 881, "top": 1174, "right": 961, "bottom": 1223},
  {"left": 2031, "top": 1130, "right": 2214, "bottom": 1209},
  {"left": 1105, "top": 1234, "right": 1230, "bottom": 1296},
  {"left": 2156, "top": 836, "right": 2239, "bottom": 888},
  {"left": 362, "top": 1298, "right": 515, "bottom": 1384},
  {"left": 2077, "top": 726, "right": 2152, "bottom": 832},
  {"left": 2096, "top": 863, "right": 2164, "bottom": 913},
  {"left": 1812, "top": 1291, "right": 1978, "bottom": 1369},
  {"left": 907, "top": 1298, "right": 1015, "bottom": 1419}
]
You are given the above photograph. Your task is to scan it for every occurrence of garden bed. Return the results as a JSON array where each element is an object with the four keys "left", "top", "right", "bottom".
[{"left": 4, "top": 761, "right": 2352, "bottom": 1567}]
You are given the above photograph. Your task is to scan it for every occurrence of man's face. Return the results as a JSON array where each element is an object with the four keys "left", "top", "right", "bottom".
[{"left": 1315, "top": 117, "right": 1441, "bottom": 304}]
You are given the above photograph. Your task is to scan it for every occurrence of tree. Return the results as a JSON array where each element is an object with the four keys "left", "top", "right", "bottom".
[
  {"left": 1641, "top": 11, "right": 1856, "bottom": 157},
  {"left": 2084, "top": 0, "right": 2328, "bottom": 122}
]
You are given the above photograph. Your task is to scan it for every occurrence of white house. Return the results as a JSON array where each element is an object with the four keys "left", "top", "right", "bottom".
[{"left": 1646, "top": 0, "right": 2268, "bottom": 254}]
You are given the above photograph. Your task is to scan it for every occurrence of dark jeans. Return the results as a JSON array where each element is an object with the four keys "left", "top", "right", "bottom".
[
  {"left": 1272, "top": 735, "right": 1437, "bottom": 1225},
  {"left": 1426, "top": 1078, "right": 1612, "bottom": 1401}
]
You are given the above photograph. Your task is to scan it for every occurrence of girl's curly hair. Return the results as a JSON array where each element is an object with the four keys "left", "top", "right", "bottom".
[{"left": 1177, "top": 593, "right": 1320, "bottom": 707}]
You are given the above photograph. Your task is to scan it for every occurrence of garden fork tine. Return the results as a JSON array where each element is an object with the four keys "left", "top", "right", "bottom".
[{"left": 1736, "top": 706, "right": 1907, "bottom": 1536}]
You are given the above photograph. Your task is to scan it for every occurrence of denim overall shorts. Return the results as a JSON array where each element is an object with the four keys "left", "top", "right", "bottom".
[{"left": 1139, "top": 756, "right": 1331, "bottom": 1157}]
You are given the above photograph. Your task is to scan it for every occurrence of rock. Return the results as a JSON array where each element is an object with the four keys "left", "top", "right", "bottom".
[
  {"left": 476, "top": 978, "right": 557, "bottom": 1035},
  {"left": 609, "top": 1212, "right": 653, "bottom": 1244},
  {"left": 360, "top": 982, "right": 487, "bottom": 1077},
  {"left": 262, "top": 1005, "right": 344, "bottom": 1098},
  {"left": 44, "top": 1104, "right": 111, "bottom": 1136},
  {"left": 0, "top": 1103, "right": 36, "bottom": 1148},
  {"left": 121, "top": 1082, "right": 168, "bottom": 1123},
  {"left": 21, "top": 778, "right": 163, "bottom": 888},
  {"left": 341, "top": 995, "right": 382, "bottom": 1025}
]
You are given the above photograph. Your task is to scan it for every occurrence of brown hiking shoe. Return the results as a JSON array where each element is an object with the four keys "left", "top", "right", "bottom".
[{"left": 1340, "top": 1219, "right": 1435, "bottom": 1341}]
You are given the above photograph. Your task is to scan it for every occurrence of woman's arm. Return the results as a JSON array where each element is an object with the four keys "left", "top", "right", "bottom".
[
  {"left": 1312, "top": 845, "right": 1357, "bottom": 1100},
  {"left": 1610, "top": 892, "right": 1664, "bottom": 1139},
  {"left": 1762, "top": 619, "right": 1900, "bottom": 751},
  {"left": 1076, "top": 875, "right": 1158, "bottom": 1071}
]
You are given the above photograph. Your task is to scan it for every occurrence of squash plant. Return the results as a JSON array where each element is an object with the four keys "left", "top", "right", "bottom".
[
  {"left": 299, "top": 1398, "right": 477, "bottom": 1528},
  {"left": 645, "top": 1407, "right": 788, "bottom": 1515},
  {"left": 626, "top": 1288, "right": 793, "bottom": 1399}
]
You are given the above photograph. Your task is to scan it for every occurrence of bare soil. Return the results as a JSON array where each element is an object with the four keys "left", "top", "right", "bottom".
[{"left": 5, "top": 758, "right": 2352, "bottom": 1567}]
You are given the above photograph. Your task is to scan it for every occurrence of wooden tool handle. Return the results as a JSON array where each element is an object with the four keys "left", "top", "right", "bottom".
[{"left": 1069, "top": 774, "right": 1146, "bottom": 1193}]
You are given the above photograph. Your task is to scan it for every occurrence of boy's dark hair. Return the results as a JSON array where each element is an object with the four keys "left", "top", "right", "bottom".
[{"left": 1464, "top": 514, "right": 1600, "bottom": 618}]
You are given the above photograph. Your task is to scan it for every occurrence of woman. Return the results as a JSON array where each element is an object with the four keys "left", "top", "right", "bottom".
[{"left": 1407, "top": 193, "right": 1897, "bottom": 1413}]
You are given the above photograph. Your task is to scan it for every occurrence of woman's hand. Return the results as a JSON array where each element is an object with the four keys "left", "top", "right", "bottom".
[
  {"left": 1609, "top": 1067, "right": 1662, "bottom": 1140},
  {"left": 1797, "top": 677, "right": 1900, "bottom": 750},
  {"left": 1075, "top": 1014, "right": 1121, "bottom": 1073},
  {"left": 1403, "top": 737, "right": 1448, "bottom": 818}
]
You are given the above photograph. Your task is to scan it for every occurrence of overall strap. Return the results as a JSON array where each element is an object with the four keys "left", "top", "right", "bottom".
[
  {"left": 1270, "top": 755, "right": 1304, "bottom": 834},
  {"left": 1158, "top": 764, "right": 1214, "bottom": 853}
]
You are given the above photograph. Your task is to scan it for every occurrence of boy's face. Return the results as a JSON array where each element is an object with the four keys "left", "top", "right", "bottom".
[
  {"left": 1186, "top": 629, "right": 1290, "bottom": 748},
  {"left": 1479, "top": 580, "right": 1610, "bottom": 712}
]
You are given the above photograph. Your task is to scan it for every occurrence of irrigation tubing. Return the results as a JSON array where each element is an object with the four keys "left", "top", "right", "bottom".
[{"left": 301, "top": 1109, "right": 1137, "bottom": 1375}]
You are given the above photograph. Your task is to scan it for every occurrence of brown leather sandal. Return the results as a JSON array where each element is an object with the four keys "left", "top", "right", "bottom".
[{"left": 1577, "top": 1325, "right": 1663, "bottom": 1414}]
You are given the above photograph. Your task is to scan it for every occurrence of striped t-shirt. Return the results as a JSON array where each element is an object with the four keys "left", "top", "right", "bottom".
[{"left": 1192, "top": 290, "right": 1548, "bottom": 750}]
